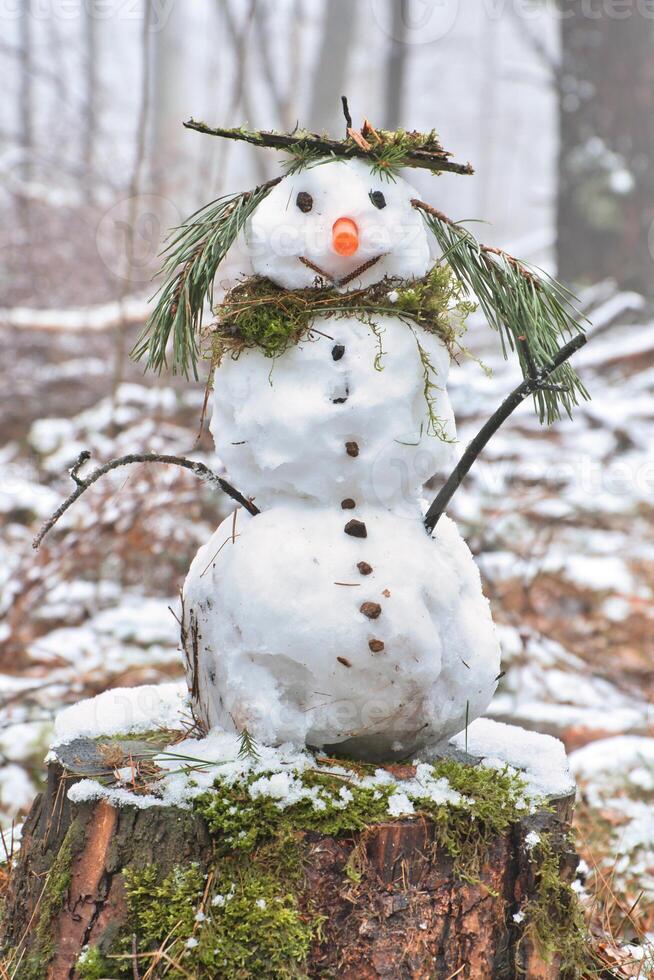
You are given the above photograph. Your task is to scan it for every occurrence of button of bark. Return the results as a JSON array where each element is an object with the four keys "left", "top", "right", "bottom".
[
  {"left": 357, "top": 561, "right": 373, "bottom": 575},
  {"left": 368, "top": 639, "right": 385, "bottom": 653},
  {"left": 337, "top": 656, "right": 352, "bottom": 668},
  {"left": 345, "top": 441, "right": 359, "bottom": 457},
  {"left": 341, "top": 498, "right": 356, "bottom": 509},
  {"left": 332, "top": 343, "right": 345, "bottom": 361},
  {"left": 345, "top": 519, "right": 367, "bottom": 538},
  {"left": 360, "top": 601, "right": 382, "bottom": 620},
  {"left": 296, "top": 191, "right": 313, "bottom": 213}
]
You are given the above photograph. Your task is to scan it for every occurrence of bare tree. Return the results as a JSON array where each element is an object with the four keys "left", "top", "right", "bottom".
[
  {"left": 207, "top": 0, "right": 263, "bottom": 192},
  {"left": 557, "top": 0, "right": 654, "bottom": 295},
  {"left": 253, "top": 0, "right": 303, "bottom": 131},
  {"left": 113, "top": 0, "right": 154, "bottom": 394},
  {"left": 384, "top": 0, "right": 406, "bottom": 129},
  {"left": 308, "top": 0, "right": 357, "bottom": 133},
  {"left": 151, "top": 0, "right": 189, "bottom": 192},
  {"left": 82, "top": 0, "right": 98, "bottom": 202},
  {"left": 18, "top": 0, "right": 33, "bottom": 185}
]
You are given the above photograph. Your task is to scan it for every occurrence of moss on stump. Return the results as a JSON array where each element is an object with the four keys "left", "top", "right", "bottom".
[{"left": 0, "top": 748, "right": 586, "bottom": 979}]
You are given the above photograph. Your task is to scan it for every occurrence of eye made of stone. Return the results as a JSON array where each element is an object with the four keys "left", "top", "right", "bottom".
[
  {"left": 296, "top": 191, "right": 313, "bottom": 213},
  {"left": 369, "top": 190, "right": 387, "bottom": 209}
]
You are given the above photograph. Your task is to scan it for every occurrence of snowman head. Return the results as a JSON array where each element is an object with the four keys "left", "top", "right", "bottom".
[{"left": 246, "top": 159, "right": 431, "bottom": 290}]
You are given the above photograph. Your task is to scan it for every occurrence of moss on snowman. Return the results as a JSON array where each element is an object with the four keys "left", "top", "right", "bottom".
[{"left": 134, "top": 106, "right": 588, "bottom": 762}]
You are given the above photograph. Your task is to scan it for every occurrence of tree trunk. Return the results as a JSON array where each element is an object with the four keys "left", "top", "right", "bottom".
[
  {"left": 18, "top": 0, "right": 33, "bottom": 186},
  {"left": 1, "top": 752, "right": 578, "bottom": 979},
  {"left": 384, "top": 0, "right": 407, "bottom": 130},
  {"left": 308, "top": 0, "right": 357, "bottom": 135},
  {"left": 82, "top": 0, "right": 98, "bottom": 203},
  {"left": 557, "top": 0, "right": 654, "bottom": 295}
]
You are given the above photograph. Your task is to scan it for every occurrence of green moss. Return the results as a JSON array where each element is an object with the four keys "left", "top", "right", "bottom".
[
  {"left": 522, "top": 833, "right": 595, "bottom": 975},
  {"left": 211, "top": 267, "right": 469, "bottom": 364},
  {"left": 76, "top": 945, "right": 113, "bottom": 980},
  {"left": 420, "top": 759, "right": 532, "bottom": 879},
  {"left": 124, "top": 863, "right": 204, "bottom": 947},
  {"left": 120, "top": 847, "right": 318, "bottom": 980},
  {"left": 193, "top": 863, "right": 317, "bottom": 978},
  {"left": 211, "top": 266, "right": 473, "bottom": 441},
  {"left": 194, "top": 768, "right": 395, "bottom": 849}
]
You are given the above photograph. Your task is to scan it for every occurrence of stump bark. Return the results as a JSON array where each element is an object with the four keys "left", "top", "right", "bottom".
[{"left": 1, "top": 755, "right": 578, "bottom": 980}]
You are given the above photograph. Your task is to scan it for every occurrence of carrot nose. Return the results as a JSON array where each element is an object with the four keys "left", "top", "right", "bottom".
[{"left": 332, "top": 217, "right": 359, "bottom": 256}]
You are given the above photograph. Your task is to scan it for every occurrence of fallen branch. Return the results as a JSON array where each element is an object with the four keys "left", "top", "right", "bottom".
[
  {"left": 33, "top": 451, "right": 259, "bottom": 550},
  {"left": 424, "top": 332, "right": 588, "bottom": 533}
]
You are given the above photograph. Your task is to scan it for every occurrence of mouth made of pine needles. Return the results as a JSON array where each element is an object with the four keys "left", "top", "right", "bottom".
[{"left": 298, "top": 253, "right": 386, "bottom": 287}]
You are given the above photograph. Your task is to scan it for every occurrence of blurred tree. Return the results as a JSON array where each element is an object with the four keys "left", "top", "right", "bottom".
[
  {"left": 151, "top": 0, "right": 187, "bottom": 189},
  {"left": 384, "top": 0, "right": 406, "bottom": 129},
  {"left": 220, "top": 0, "right": 267, "bottom": 183},
  {"left": 308, "top": 0, "right": 357, "bottom": 134},
  {"left": 82, "top": 0, "right": 98, "bottom": 202},
  {"left": 18, "top": 0, "right": 32, "bottom": 184},
  {"left": 557, "top": 1, "right": 654, "bottom": 295},
  {"left": 253, "top": 0, "right": 303, "bottom": 132}
]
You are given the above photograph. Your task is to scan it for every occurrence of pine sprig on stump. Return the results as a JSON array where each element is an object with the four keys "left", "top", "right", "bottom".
[
  {"left": 237, "top": 728, "right": 260, "bottom": 761},
  {"left": 412, "top": 199, "right": 590, "bottom": 424},
  {"left": 132, "top": 179, "right": 281, "bottom": 378}
]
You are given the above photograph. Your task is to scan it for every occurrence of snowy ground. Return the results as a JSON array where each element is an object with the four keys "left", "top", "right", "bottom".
[{"left": 1, "top": 279, "right": 654, "bottom": 954}]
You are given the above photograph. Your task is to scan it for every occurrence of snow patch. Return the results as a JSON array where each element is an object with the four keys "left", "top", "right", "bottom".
[
  {"left": 52, "top": 682, "right": 188, "bottom": 746},
  {"left": 446, "top": 718, "right": 575, "bottom": 799}
]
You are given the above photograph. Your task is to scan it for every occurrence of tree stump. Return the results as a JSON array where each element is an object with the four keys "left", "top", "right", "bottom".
[{"left": 1, "top": 739, "right": 579, "bottom": 980}]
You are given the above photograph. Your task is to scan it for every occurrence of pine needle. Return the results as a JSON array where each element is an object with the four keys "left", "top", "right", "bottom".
[
  {"left": 237, "top": 727, "right": 260, "bottom": 761},
  {"left": 132, "top": 179, "right": 281, "bottom": 378},
  {"left": 412, "top": 199, "right": 590, "bottom": 424}
]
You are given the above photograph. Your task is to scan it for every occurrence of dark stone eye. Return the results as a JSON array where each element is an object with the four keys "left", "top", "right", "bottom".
[
  {"left": 369, "top": 190, "right": 387, "bottom": 209},
  {"left": 296, "top": 191, "right": 313, "bottom": 213}
]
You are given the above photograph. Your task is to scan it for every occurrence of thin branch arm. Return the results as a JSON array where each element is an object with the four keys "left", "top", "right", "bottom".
[
  {"left": 424, "top": 333, "right": 588, "bottom": 533},
  {"left": 33, "top": 451, "right": 259, "bottom": 549}
]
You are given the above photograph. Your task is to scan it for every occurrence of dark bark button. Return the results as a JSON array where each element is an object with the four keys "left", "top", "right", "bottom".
[
  {"left": 337, "top": 656, "right": 352, "bottom": 668},
  {"left": 332, "top": 344, "right": 345, "bottom": 361},
  {"left": 357, "top": 561, "right": 373, "bottom": 575},
  {"left": 296, "top": 191, "right": 313, "bottom": 213},
  {"left": 341, "top": 498, "right": 356, "bottom": 509},
  {"left": 360, "top": 601, "right": 382, "bottom": 620},
  {"left": 345, "top": 441, "right": 359, "bottom": 457},
  {"left": 369, "top": 639, "right": 385, "bottom": 653},
  {"left": 344, "top": 519, "right": 367, "bottom": 538}
]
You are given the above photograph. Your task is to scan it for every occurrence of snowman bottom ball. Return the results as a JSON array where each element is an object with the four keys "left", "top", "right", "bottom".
[{"left": 182, "top": 505, "right": 500, "bottom": 761}]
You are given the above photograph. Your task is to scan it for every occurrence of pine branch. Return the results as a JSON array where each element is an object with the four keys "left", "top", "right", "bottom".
[
  {"left": 411, "top": 199, "right": 590, "bottom": 424},
  {"left": 237, "top": 727, "right": 260, "bottom": 761},
  {"left": 33, "top": 450, "right": 260, "bottom": 549},
  {"left": 424, "top": 332, "right": 588, "bottom": 533},
  {"left": 131, "top": 178, "right": 281, "bottom": 378}
]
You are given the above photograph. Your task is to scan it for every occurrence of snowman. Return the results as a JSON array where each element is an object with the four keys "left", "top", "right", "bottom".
[
  {"left": 180, "top": 156, "right": 501, "bottom": 761},
  {"left": 135, "top": 114, "right": 585, "bottom": 762}
]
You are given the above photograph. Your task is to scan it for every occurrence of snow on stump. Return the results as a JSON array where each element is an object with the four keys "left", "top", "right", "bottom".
[{"left": 0, "top": 686, "right": 587, "bottom": 980}]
